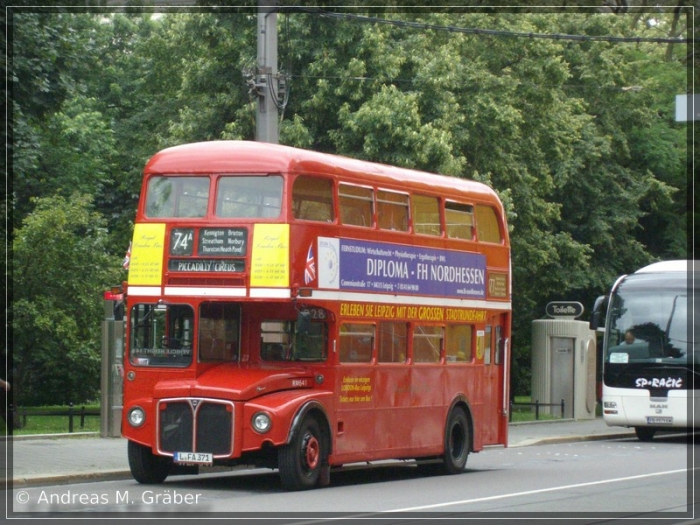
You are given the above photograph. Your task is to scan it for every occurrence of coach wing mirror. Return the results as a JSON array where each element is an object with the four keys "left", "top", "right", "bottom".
[
  {"left": 296, "top": 309, "right": 311, "bottom": 335},
  {"left": 590, "top": 295, "right": 608, "bottom": 331}
]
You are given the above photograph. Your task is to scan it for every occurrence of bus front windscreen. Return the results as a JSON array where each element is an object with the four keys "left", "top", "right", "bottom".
[
  {"left": 604, "top": 273, "right": 697, "bottom": 390},
  {"left": 129, "top": 303, "right": 194, "bottom": 367}
]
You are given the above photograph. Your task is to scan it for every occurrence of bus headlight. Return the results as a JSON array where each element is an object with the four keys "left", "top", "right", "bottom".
[
  {"left": 128, "top": 407, "right": 146, "bottom": 428},
  {"left": 603, "top": 401, "right": 618, "bottom": 415},
  {"left": 252, "top": 412, "right": 272, "bottom": 433}
]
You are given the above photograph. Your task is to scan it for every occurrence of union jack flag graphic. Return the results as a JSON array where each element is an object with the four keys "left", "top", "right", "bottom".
[
  {"left": 122, "top": 242, "right": 131, "bottom": 270},
  {"left": 304, "top": 244, "right": 316, "bottom": 284}
]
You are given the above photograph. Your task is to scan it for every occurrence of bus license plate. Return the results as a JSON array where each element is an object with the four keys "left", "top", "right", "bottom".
[
  {"left": 646, "top": 417, "right": 672, "bottom": 425},
  {"left": 174, "top": 452, "right": 213, "bottom": 465}
]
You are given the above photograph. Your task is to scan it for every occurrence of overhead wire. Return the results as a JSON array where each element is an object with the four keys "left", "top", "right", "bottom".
[{"left": 278, "top": 7, "right": 695, "bottom": 45}]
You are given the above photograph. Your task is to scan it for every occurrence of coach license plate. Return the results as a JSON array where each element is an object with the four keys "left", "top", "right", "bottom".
[
  {"left": 646, "top": 416, "right": 672, "bottom": 425},
  {"left": 174, "top": 452, "right": 213, "bottom": 465}
]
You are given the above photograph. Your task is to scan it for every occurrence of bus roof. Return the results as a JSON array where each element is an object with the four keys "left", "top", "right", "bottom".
[
  {"left": 636, "top": 260, "right": 691, "bottom": 274},
  {"left": 144, "top": 140, "right": 500, "bottom": 202}
]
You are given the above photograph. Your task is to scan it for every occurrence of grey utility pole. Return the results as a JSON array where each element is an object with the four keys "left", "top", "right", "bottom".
[{"left": 256, "top": 0, "right": 279, "bottom": 143}]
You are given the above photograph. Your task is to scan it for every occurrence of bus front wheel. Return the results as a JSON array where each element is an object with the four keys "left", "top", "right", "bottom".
[
  {"left": 635, "top": 427, "right": 656, "bottom": 442},
  {"left": 279, "top": 416, "right": 327, "bottom": 490},
  {"left": 444, "top": 407, "right": 470, "bottom": 474},
  {"left": 128, "top": 440, "right": 171, "bottom": 484}
]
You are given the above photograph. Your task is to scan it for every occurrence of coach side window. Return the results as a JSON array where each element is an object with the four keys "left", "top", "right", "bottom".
[{"left": 292, "top": 176, "right": 334, "bottom": 222}]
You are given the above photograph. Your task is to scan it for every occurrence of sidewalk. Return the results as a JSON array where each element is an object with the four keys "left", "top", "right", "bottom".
[{"left": 4, "top": 417, "right": 636, "bottom": 488}]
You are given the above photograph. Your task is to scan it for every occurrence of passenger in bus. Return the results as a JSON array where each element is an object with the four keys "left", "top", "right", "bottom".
[
  {"left": 262, "top": 343, "right": 286, "bottom": 361},
  {"left": 622, "top": 330, "right": 636, "bottom": 345}
]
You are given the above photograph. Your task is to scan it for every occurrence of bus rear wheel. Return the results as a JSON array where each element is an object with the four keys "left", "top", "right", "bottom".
[
  {"left": 444, "top": 407, "right": 470, "bottom": 474},
  {"left": 635, "top": 427, "right": 656, "bottom": 442},
  {"left": 128, "top": 440, "right": 171, "bottom": 484},
  {"left": 278, "top": 416, "right": 327, "bottom": 490}
]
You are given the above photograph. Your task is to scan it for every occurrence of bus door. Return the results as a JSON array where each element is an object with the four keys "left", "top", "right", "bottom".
[
  {"left": 409, "top": 325, "right": 445, "bottom": 449},
  {"left": 482, "top": 314, "right": 507, "bottom": 445},
  {"left": 335, "top": 323, "right": 376, "bottom": 459},
  {"left": 373, "top": 321, "right": 411, "bottom": 455}
]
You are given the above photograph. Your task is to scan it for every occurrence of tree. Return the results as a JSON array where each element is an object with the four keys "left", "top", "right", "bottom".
[
  {"left": 7, "top": 9, "right": 691, "bottom": 401},
  {"left": 12, "top": 194, "right": 122, "bottom": 405}
]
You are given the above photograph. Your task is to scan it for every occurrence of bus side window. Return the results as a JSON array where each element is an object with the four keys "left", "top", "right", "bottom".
[
  {"left": 475, "top": 205, "right": 503, "bottom": 243},
  {"left": 445, "top": 202, "right": 474, "bottom": 240},
  {"left": 413, "top": 326, "right": 443, "bottom": 363},
  {"left": 378, "top": 322, "right": 407, "bottom": 363},
  {"left": 339, "top": 183, "right": 373, "bottom": 227},
  {"left": 377, "top": 190, "right": 409, "bottom": 231},
  {"left": 446, "top": 324, "right": 472, "bottom": 363},
  {"left": 293, "top": 320, "right": 327, "bottom": 361},
  {"left": 412, "top": 194, "right": 440, "bottom": 236},
  {"left": 495, "top": 325, "right": 503, "bottom": 364},
  {"left": 292, "top": 176, "right": 334, "bottom": 222},
  {"left": 199, "top": 303, "right": 239, "bottom": 361},
  {"left": 261, "top": 321, "right": 291, "bottom": 361},
  {"left": 339, "top": 323, "right": 375, "bottom": 363},
  {"left": 484, "top": 325, "right": 492, "bottom": 365}
]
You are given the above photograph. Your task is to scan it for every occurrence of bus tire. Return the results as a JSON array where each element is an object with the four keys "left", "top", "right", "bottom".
[
  {"left": 128, "top": 440, "right": 171, "bottom": 484},
  {"left": 444, "top": 407, "right": 470, "bottom": 474},
  {"left": 635, "top": 427, "right": 656, "bottom": 442},
  {"left": 278, "top": 416, "right": 326, "bottom": 490}
]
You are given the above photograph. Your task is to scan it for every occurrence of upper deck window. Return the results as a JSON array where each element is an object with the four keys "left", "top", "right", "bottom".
[
  {"left": 377, "top": 190, "right": 409, "bottom": 231},
  {"left": 412, "top": 194, "right": 440, "bottom": 236},
  {"left": 339, "top": 183, "right": 373, "bottom": 227},
  {"left": 475, "top": 205, "right": 503, "bottom": 243},
  {"left": 292, "top": 176, "right": 334, "bottom": 222},
  {"left": 216, "top": 175, "right": 282, "bottom": 218},
  {"left": 445, "top": 202, "right": 474, "bottom": 240},
  {"left": 146, "top": 176, "right": 209, "bottom": 218}
]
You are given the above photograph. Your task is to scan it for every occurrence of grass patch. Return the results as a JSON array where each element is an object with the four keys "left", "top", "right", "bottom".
[
  {"left": 9, "top": 405, "right": 100, "bottom": 435},
  {"left": 510, "top": 396, "right": 563, "bottom": 422}
]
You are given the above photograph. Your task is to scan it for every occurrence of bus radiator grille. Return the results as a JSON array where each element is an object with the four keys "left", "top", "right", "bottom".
[{"left": 158, "top": 399, "right": 234, "bottom": 456}]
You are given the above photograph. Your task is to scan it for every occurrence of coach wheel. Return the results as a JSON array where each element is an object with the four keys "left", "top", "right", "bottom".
[
  {"left": 128, "top": 440, "right": 171, "bottom": 484},
  {"left": 634, "top": 426, "right": 656, "bottom": 442},
  {"left": 444, "top": 407, "right": 470, "bottom": 474},
  {"left": 279, "top": 416, "right": 327, "bottom": 490}
]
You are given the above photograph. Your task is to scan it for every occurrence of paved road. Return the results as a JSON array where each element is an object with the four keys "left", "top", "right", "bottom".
[{"left": 3, "top": 417, "right": 636, "bottom": 487}]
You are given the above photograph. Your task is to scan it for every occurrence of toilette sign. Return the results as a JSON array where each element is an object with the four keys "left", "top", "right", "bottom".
[{"left": 546, "top": 301, "right": 584, "bottom": 319}]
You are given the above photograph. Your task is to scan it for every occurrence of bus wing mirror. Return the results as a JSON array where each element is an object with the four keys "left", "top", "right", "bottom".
[{"left": 590, "top": 295, "right": 608, "bottom": 330}]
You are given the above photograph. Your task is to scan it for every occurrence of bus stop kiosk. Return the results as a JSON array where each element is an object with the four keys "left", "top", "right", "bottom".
[
  {"left": 531, "top": 301, "right": 597, "bottom": 420},
  {"left": 101, "top": 290, "right": 124, "bottom": 437}
]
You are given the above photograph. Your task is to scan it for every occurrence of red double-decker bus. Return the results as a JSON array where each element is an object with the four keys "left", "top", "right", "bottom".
[{"left": 122, "top": 141, "right": 511, "bottom": 490}]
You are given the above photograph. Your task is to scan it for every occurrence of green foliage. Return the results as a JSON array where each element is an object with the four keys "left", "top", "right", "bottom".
[
  {"left": 8, "top": 9, "right": 692, "bottom": 401},
  {"left": 12, "top": 194, "right": 122, "bottom": 405}
]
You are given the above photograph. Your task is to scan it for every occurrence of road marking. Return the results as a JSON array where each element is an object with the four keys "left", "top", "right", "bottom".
[{"left": 388, "top": 468, "right": 692, "bottom": 512}]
